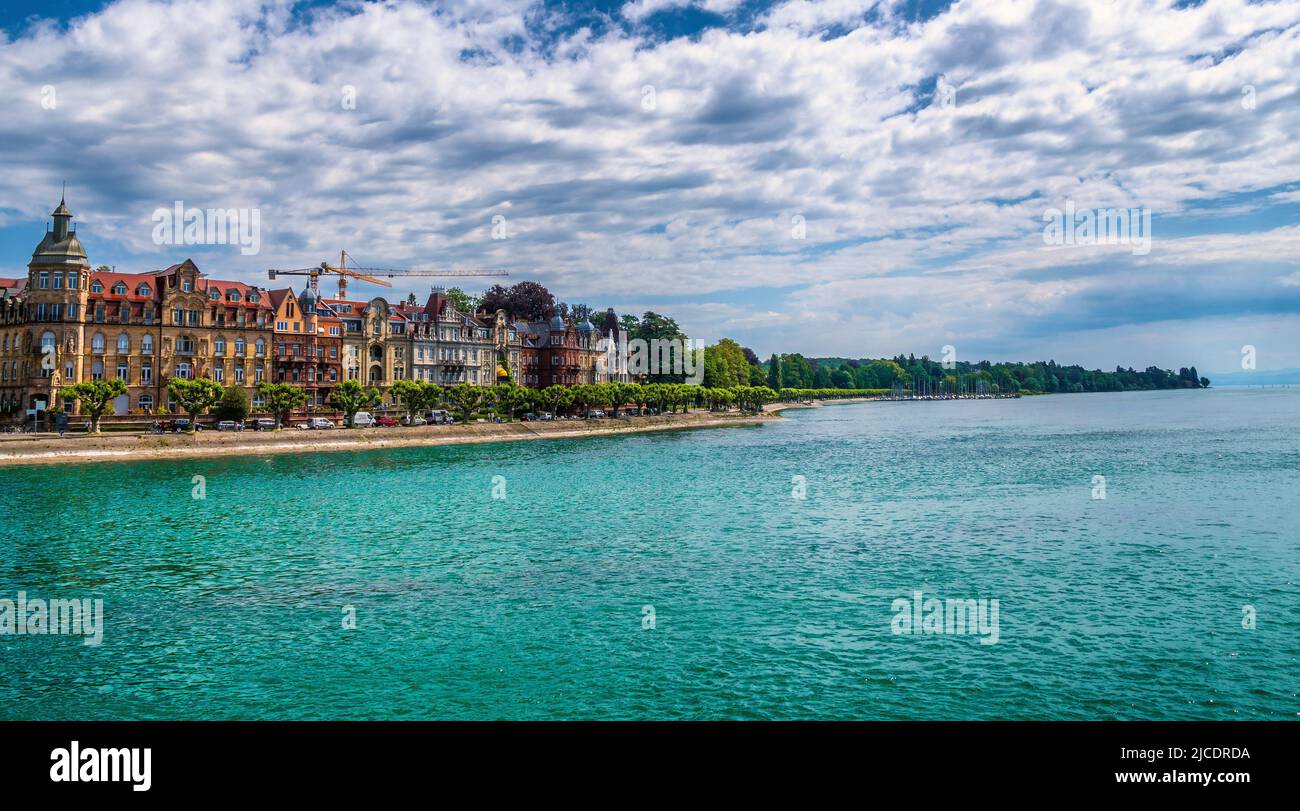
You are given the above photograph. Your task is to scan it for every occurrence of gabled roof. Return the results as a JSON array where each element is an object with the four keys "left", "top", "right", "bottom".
[
  {"left": 201, "top": 278, "right": 273, "bottom": 309},
  {"left": 88, "top": 271, "right": 162, "bottom": 302}
]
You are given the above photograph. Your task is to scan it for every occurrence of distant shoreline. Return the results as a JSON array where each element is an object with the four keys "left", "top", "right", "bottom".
[{"left": 0, "top": 411, "right": 779, "bottom": 468}]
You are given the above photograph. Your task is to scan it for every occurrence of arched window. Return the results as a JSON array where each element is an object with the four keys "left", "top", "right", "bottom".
[
  {"left": 91, "top": 333, "right": 105, "bottom": 353},
  {"left": 40, "top": 331, "right": 56, "bottom": 352},
  {"left": 255, "top": 338, "right": 266, "bottom": 356},
  {"left": 235, "top": 338, "right": 246, "bottom": 356},
  {"left": 116, "top": 333, "right": 129, "bottom": 353},
  {"left": 112, "top": 281, "right": 127, "bottom": 295},
  {"left": 141, "top": 334, "right": 154, "bottom": 355},
  {"left": 136, "top": 283, "right": 152, "bottom": 297},
  {"left": 214, "top": 337, "right": 226, "bottom": 355},
  {"left": 370, "top": 345, "right": 384, "bottom": 361},
  {"left": 90, "top": 280, "right": 103, "bottom": 293},
  {"left": 138, "top": 394, "right": 154, "bottom": 411}
]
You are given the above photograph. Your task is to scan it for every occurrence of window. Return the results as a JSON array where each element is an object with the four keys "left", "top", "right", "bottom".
[
  {"left": 235, "top": 338, "right": 246, "bottom": 356},
  {"left": 143, "top": 307, "right": 153, "bottom": 325},
  {"left": 68, "top": 272, "right": 79, "bottom": 289},
  {"left": 90, "top": 280, "right": 102, "bottom": 293},
  {"left": 40, "top": 331, "right": 56, "bottom": 354},
  {"left": 177, "top": 336, "right": 194, "bottom": 354},
  {"left": 52, "top": 273, "right": 63, "bottom": 290},
  {"left": 255, "top": 368, "right": 264, "bottom": 383},
  {"left": 234, "top": 366, "right": 245, "bottom": 383},
  {"left": 136, "top": 283, "right": 151, "bottom": 297},
  {"left": 92, "top": 333, "right": 105, "bottom": 353},
  {"left": 287, "top": 302, "right": 295, "bottom": 318},
  {"left": 181, "top": 278, "right": 192, "bottom": 292},
  {"left": 176, "top": 362, "right": 191, "bottom": 379},
  {"left": 120, "top": 304, "right": 130, "bottom": 323},
  {"left": 214, "top": 337, "right": 226, "bottom": 355},
  {"left": 91, "top": 360, "right": 104, "bottom": 380},
  {"left": 38, "top": 272, "right": 49, "bottom": 289},
  {"left": 116, "top": 333, "right": 129, "bottom": 353},
  {"left": 214, "top": 367, "right": 224, "bottom": 383},
  {"left": 228, "top": 290, "right": 241, "bottom": 302},
  {"left": 94, "top": 306, "right": 105, "bottom": 323},
  {"left": 248, "top": 291, "right": 259, "bottom": 303},
  {"left": 209, "top": 289, "right": 220, "bottom": 301},
  {"left": 276, "top": 321, "right": 288, "bottom": 332},
  {"left": 112, "top": 281, "right": 127, "bottom": 295},
  {"left": 141, "top": 334, "right": 154, "bottom": 355},
  {"left": 116, "top": 361, "right": 128, "bottom": 380},
  {"left": 255, "top": 339, "right": 266, "bottom": 356},
  {"left": 141, "top": 363, "right": 152, "bottom": 384},
  {"left": 138, "top": 394, "right": 153, "bottom": 411}
]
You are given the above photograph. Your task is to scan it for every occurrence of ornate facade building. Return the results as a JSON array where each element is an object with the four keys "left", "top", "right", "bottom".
[
  {"left": 1, "top": 198, "right": 632, "bottom": 424},
  {"left": 0, "top": 200, "right": 274, "bottom": 419}
]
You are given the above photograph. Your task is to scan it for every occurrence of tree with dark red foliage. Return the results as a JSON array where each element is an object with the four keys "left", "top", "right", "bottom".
[{"left": 480, "top": 281, "right": 556, "bottom": 321}]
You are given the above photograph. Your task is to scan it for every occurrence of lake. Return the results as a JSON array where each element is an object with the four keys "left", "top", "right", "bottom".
[{"left": 1, "top": 388, "right": 1296, "bottom": 719}]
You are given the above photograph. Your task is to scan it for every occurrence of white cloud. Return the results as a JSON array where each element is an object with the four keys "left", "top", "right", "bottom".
[{"left": 1, "top": 0, "right": 1298, "bottom": 366}]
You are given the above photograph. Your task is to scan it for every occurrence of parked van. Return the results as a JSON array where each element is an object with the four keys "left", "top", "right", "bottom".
[{"left": 351, "top": 412, "right": 376, "bottom": 428}]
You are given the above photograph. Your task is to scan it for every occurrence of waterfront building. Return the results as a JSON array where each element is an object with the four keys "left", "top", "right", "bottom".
[
  {"left": 0, "top": 199, "right": 275, "bottom": 419},
  {"left": 268, "top": 286, "right": 343, "bottom": 406},
  {"left": 403, "top": 289, "right": 495, "bottom": 387}
]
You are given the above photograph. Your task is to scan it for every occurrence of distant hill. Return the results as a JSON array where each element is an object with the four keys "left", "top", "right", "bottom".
[{"left": 1201, "top": 368, "right": 1300, "bottom": 386}]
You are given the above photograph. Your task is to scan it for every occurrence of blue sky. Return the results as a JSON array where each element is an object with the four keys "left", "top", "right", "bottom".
[{"left": 2, "top": 0, "right": 1298, "bottom": 374}]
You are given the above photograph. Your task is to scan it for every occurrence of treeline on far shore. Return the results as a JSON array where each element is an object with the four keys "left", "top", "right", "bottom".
[{"left": 767, "top": 354, "right": 1211, "bottom": 394}]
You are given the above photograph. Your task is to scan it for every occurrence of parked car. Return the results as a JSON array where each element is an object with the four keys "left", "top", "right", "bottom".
[
  {"left": 216, "top": 420, "right": 242, "bottom": 432},
  {"left": 538, "top": 412, "right": 554, "bottom": 421},
  {"left": 251, "top": 418, "right": 277, "bottom": 431},
  {"left": 426, "top": 409, "right": 453, "bottom": 425},
  {"left": 521, "top": 412, "right": 537, "bottom": 421},
  {"left": 351, "top": 411, "right": 376, "bottom": 428},
  {"left": 376, "top": 416, "right": 400, "bottom": 427},
  {"left": 172, "top": 418, "right": 201, "bottom": 432},
  {"left": 308, "top": 417, "right": 335, "bottom": 429},
  {"left": 589, "top": 410, "right": 606, "bottom": 418},
  {"left": 402, "top": 415, "right": 427, "bottom": 426}
]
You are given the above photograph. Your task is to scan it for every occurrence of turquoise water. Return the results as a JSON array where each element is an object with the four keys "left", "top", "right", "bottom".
[{"left": 1, "top": 388, "right": 1297, "bottom": 720}]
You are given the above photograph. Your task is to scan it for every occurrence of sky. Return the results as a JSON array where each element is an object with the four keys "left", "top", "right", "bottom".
[{"left": 1, "top": 0, "right": 1298, "bottom": 374}]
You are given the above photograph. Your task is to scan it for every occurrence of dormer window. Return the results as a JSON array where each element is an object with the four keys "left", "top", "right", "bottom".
[
  {"left": 111, "top": 281, "right": 127, "bottom": 295},
  {"left": 136, "top": 283, "right": 152, "bottom": 297},
  {"left": 181, "top": 278, "right": 192, "bottom": 292},
  {"left": 90, "top": 280, "right": 103, "bottom": 293},
  {"left": 247, "top": 291, "right": 259, "bottom": 303},
  {"left": 228, "top": 290, "right": 241, "bottom": 302},
  {"left": 209, "top": 289, "right": 219, "bottom": 300}
]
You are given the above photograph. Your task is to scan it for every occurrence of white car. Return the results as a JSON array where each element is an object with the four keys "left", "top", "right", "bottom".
[
  {"left": 308, "top": 417, "right": 335, "bottom": 429},
  {"left": 351, "top": 411, "right": 376, "bottom": 428}
]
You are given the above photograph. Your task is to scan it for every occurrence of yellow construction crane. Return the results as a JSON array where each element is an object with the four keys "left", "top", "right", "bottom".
[{"left": 268, "top": 251, "right": 508, "bottom": 299}]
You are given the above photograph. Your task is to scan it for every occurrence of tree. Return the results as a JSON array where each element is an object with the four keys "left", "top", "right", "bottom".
[
  {"left": 444, "top": 384, "right": 485, "bottom": 423},
  {"left": 444, "top": 287, "right": 478, "bottom": 315},
  {"left": 391, "top": 379, "right": 438, "bottom": 420},
  {"left": 330, "top": 379, "right": 382, "bottom": 427},
  {"left": 257, "top": 382, "right": 309, "bottom": 429},
  {"left": 767, "top": 353, "right": 783, "bottom": 390},
  {"left": 480, "top": 281, "right": 556, "bottom": 321},
  {"left": 167, "top": 378, "right": 224, "bottom": 431},
  {"left": 59, "top": 378, "right": 127, "bottom": 433},
  {"left": 215, "top": 384, "right": 251, "bottom": 422}
]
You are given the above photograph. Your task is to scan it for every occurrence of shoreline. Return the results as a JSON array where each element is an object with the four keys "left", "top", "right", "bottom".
[{"left": 0, "top": 411, "right": 780, "bottom": 467}]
